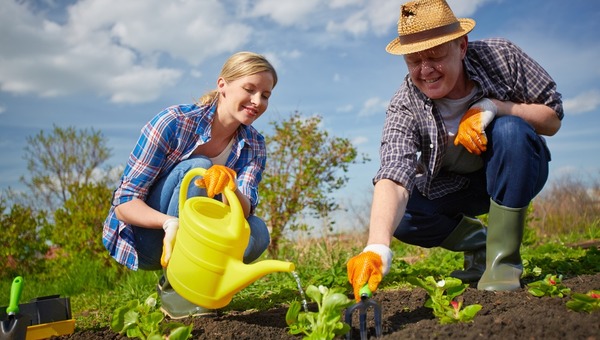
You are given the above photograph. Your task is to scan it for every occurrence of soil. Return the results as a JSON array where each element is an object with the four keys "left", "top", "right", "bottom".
[{"left": 56, "top": 273, "right": 600, "bottom": 340}]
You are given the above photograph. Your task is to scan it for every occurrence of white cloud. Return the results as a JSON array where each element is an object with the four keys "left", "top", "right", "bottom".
[
  {"left": 336, "top": 104, "right": 353, "bottom": 112},
  {"left": 249, "top": 0, "right": 321, "bottom": 26},
  {"left": 358, "top": 97, "right": 387, "bottom": 117},
  {"left": 447, "top": 0, "right": 494, "bottom": 17},
  {"left": 563, "top": 90, "right": 600, "bottom": 115},
  {"left": 0, "top": 0, "right": 249, "bottom": 104},
  {"left": 352, "top": 135, "right": 368, "bottom": 146},
  {"left": 329, "top": 0, "right": 364, "bottom": 9}
]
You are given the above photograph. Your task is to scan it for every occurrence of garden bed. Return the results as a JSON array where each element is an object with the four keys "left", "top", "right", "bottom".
[{"left": 57, "top": 273, "right": 599, "bottom": 339}]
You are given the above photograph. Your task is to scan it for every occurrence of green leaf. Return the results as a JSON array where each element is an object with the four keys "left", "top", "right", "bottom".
[
  {"left": 168, "top": 325, "right": 193, "bottom": 340},
  {"left": 305, "top": 285, "right": 323, "bottom": 305},
  {"left": 460, "top": 304, "right": 482, "bottom": 321},
  {"left": 286, "top": 301, "right": 301, "bottom": 326},
  {"left": 322, "top": 292, "right": 352, "bottom": 312},
  {"left": 528, "top": 288, "right": 545, "bottom": 297}
]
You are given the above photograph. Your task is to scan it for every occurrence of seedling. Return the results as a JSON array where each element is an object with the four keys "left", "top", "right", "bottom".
[
  {"left": 110, "top": 293, "right": 192, "bottom": 340},
  {"left": 408, "top": 276, "right": 481, "bottom": 324},
  {"left": 527, "top": 274, "right": 571, "bottom": 298},
  {"left": 286, "top": 284, "right": 354, "bottom": 339},
  {"left": 566, "top": 290, "right": 600, "bottom": 313}
]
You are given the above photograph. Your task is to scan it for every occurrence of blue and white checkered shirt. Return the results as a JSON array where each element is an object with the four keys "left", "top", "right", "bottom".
[{"left": 102, "top": 103, "right": 266, "bottom": 270}]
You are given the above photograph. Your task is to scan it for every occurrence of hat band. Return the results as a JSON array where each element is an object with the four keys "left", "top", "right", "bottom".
[{"left": 399, "top": 21, "right": 460, "bottom": 45}]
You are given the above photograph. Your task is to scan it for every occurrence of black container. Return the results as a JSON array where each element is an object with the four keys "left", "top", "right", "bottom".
[{"left": 0, "top": 295, "right": 71, "bottom": 326}]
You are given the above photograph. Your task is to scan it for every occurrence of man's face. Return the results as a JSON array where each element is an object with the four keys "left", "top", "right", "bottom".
[{"left": 403, "top": 37, "right": 467, "bottom": 99}]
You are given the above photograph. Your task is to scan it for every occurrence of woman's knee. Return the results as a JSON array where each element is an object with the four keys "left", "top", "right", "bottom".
[
  {"left": 175, "top": 156, "right": 213, "bottom": 173},
  {"left": 247, "top": 215, "right": 270, "bottom": 252}
]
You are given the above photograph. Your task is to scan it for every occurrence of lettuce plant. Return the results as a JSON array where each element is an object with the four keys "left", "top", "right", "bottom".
[
  {"left": 408, "top": 276, "right": 481, "bottom": 324},
  {"left": 527, "top": 274, "right": 571, "bottom": 298},
  {"left": 111, "top": 293, "right": 192, "bottom": 340},
  {"left": 286, "top": 285, "right": 354, "bottom": 339},
  {"left": 566, "top": 290, "right": 600, "bottom": 313}
]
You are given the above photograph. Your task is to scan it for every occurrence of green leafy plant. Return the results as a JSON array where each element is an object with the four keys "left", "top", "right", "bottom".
[
  {"left": 527, "top": 274, "right": 571, "bottom": 298},
  {"left": 286, "top": 284, "right": 354, "bottom": 339},
  {"left": 408, "top": 276, "right": 482, "bottom": 324},
  {"left": 111, "top": 293, "right": 192, "bottom": 340},
  {"left": 566, "top": 290, "right": 600, "bottom": 313}
]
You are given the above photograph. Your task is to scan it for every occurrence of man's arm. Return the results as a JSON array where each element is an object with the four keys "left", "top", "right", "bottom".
[
  {"left": 492, "top": 100, "right": 561, "bottom": 136},
  {"left": 367, "top": 179, "right": 410, "bottom": 246}
]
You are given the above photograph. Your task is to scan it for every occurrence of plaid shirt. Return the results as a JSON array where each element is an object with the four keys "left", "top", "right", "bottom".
[
  {"left": 375, "top": 38, "right": 563, "bottom": 199},
  {"left": 102, "top": 103, "right": 267, "bottom": 270}
]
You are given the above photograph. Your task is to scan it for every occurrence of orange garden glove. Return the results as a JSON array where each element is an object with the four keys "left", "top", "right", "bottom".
[
  {"left": 160, "top": 218, "right": 179, "bottom": 267},
  {"left": 454, "top": 98, "right": 497, "bottom": 155},
  {"left": 347, "top": 244, "right": 393, "bottom": 302},
  {"left": 194, "top": 165, "right": 237, "bottom": 197}
]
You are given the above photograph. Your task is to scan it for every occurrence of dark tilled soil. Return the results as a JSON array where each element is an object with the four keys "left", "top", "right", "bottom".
[{"left": 57, "top": 273, "right": 599, "bottom": 339}]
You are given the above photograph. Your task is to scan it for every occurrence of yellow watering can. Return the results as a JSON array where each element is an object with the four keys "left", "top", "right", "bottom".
[{"left": 166, "top": 167, "right": 295, "bottom": 309}]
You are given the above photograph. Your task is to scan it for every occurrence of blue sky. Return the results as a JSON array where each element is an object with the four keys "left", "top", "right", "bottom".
[{"left": 1, "top": 0, "right": 599, "bottom": 204}]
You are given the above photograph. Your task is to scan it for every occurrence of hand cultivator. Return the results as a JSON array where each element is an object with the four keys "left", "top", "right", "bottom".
[{"left": 345, "top": 286, "right": 382, "bottom": 339}]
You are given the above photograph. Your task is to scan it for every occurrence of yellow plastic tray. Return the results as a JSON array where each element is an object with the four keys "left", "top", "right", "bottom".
[{"left": 26, "top": 319, "right": 75, "bottom": 340}]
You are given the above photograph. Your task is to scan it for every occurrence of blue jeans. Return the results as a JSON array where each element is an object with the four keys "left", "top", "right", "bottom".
[
  {"left": 133, "top": 156, "right": 270, "bottom": 270},
  {"left": 394, "top": 116, "right": 550, "bottom": 247}
]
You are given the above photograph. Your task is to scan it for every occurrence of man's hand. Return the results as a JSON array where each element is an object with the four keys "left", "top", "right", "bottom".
[
  {"left": 194, "top": 165, "right": 237, "bottom": 197},
  {"left": 454, "top": 98, "right": 497, "bottom": 155},
  {"left": 346, "top": 244, "right": 392, "bottom": 301},
  {"left": 160, "top": 218, "right": 179, "bottom": 267}
]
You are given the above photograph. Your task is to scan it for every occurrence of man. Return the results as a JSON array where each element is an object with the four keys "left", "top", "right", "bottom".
[{"left": 347, "top": 0, "right": 562, "bottom": 300}]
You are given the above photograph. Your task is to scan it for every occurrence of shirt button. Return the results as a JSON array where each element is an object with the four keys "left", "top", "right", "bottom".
[{"left": 430, "top": 143, "right": 434, "bottom": 149}]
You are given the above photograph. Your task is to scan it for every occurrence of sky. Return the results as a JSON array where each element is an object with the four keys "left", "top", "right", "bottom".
[{"left": 1, "top": 0, "right": 599, "bottom": 206}]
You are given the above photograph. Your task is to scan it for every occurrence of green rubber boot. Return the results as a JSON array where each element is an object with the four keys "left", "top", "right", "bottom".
[
  {"left": 477, "top": 199, "right": 528, "bottom": 291},
  {"left": 157, "top": 273, "right": 215, "bottom": 319},
  {"left": 440, "top": 216, "right": 487, "bottom": 283}
]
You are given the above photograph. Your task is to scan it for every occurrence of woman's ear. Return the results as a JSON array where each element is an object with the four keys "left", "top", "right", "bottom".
[{"left": 217, "top": 77, "right": 226, "bottom": 94}]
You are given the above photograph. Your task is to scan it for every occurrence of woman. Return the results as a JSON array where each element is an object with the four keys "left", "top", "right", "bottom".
[{"left": 103, "top": 51, "right": 277, "bottom": 318}]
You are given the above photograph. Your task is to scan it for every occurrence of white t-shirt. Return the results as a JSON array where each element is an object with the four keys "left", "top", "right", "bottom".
[
  {"left": 210, "top": 137, "right": 235, "bottom": 165},
  {"left": 433, "top": 86, "right": 484, "bottom": 174}
]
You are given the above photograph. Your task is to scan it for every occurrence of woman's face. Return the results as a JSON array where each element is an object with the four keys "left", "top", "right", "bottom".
[
  {"left": 403, "top": 37, "right": 468, "bottom": 99},
  {"left": 218, "top": 71, "right": 275, "bottom": 126}
]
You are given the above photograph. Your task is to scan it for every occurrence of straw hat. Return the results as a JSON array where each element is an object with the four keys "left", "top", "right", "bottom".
[{"left": 386, "top": 0, "right": 475, "bottom": 55}]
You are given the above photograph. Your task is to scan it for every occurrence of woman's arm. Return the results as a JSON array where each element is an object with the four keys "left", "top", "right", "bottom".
[{"left": 115, "top": 198, "right": 173, "bottom": 229}]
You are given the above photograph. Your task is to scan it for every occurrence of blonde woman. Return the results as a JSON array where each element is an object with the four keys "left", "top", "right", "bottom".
[{"left": 103, "top": 51, "right": 277, "bottom": 318}]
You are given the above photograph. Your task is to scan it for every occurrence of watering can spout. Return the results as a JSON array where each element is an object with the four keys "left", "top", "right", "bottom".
[{"left": 219, "top": 259, "right": 296, "bottom": 298}]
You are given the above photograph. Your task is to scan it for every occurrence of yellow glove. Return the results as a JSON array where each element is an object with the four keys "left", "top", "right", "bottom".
[
  {"left": 160, "top": 218, "right": 179, "bottom": 268},
  {"left": 347, "top": 244, "right": 392, "bottom": 302},
  {"left": 454, "top": 98, "right": 497, "bottom": 155},
  {"left": 194, "top": 165, "right": 237, "bottom": 197}
]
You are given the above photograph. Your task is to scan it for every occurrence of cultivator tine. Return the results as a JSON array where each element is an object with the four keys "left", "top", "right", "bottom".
[{"left": 345, "top": 289, "right": 382, "bottom": 340}]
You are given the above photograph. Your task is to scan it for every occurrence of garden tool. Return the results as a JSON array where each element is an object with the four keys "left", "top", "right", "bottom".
[
  {"left": 440, "top": 216, "right": 487, "bottom": 283},
  {"left": 1, "top": 276, "right": 30, "bottom": 340},
  {"left": 478, "top": 199, "right": 527, "bottom": 291},
  {"left": 345, "top": 285, "right": 382, "bottom": 340},
  {"left": 166, "top": 167, "right": 295, "bottom": 309}
]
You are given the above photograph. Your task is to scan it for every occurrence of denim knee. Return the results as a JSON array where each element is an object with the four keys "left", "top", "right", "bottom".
[
  {"left": 485, "top": 116, "right": 550, "bottom": 207},
  {"left": 243, "top": 215, "right": 270, "bottom": 263}
]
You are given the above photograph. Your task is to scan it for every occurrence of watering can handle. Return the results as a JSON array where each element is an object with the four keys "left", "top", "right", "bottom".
[{"left": 179, "top": 167, "right": 244, "bottom": 233}]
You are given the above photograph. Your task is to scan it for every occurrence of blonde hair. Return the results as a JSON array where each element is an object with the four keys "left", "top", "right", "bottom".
[{"left": 198, "top": 51, "right": 278, "bottom": 106}]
